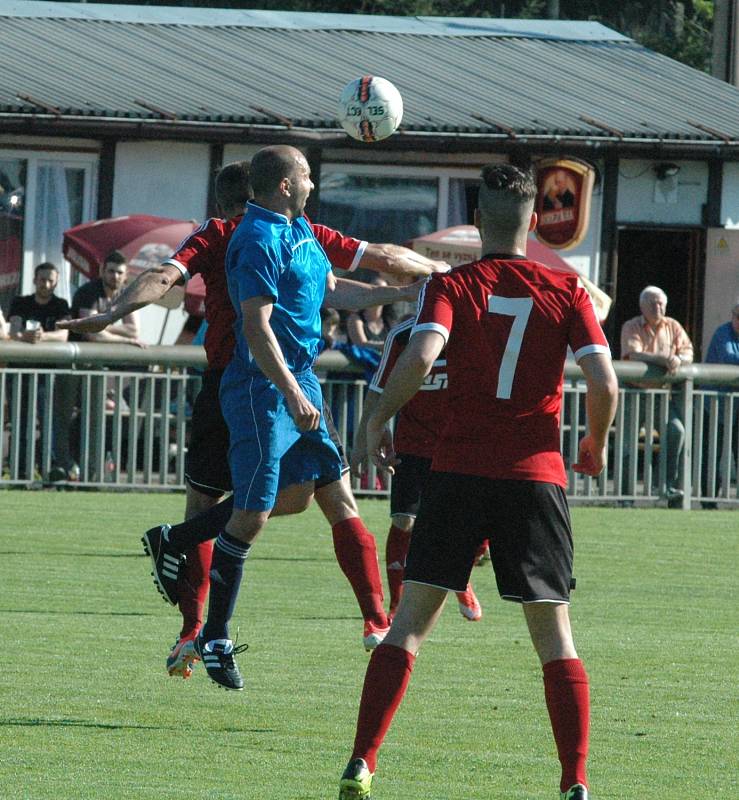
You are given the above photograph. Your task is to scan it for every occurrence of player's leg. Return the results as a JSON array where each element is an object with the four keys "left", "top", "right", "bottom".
[
  {"left": 491, "top": 480, "right": 589, "bottom": 799},
  {"left": 339, "top": 581, "right": 447, "bottom": 800},
  {"left": 386, "top": 512, "right": 413, "bottom": 621},
  {"left": 314, "top": 473, "right": 389, "bottom": 649},
  {"left": 339, "top": 471, "right": 484, "bottom": 798}
]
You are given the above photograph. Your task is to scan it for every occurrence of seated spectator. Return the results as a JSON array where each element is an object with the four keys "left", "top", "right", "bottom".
[
  {"left": 346, "top": 277, "right": 395, "bottom": 351},
  {"left": 700, "top": 299, "right": 739, "bottom": 506},
  {"left": 620, "top": 285, "right": 694, "bottom": 506},
  {"left": 71, "top": 250, "right": 143, "bottom": 346},
  {"left": 7, "top": 262, "right": 72, "bottom": 480}
]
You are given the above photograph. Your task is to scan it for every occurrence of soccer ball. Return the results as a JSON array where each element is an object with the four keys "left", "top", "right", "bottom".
[{"left": 337, "top": 76, "right": 404, "bottom": 142}]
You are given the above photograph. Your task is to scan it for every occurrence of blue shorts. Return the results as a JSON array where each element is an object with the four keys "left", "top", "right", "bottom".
[{"left": 220, "top": 367, "right": 343, "bottom": 511}]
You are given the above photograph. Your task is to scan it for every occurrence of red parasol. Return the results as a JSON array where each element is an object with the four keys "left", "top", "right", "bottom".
[
  {"left": 63, "top": 214, "right": 200, "bottom": 310},
  {"left": 411, "top": 225, "right": 611, "bottom": 320}
]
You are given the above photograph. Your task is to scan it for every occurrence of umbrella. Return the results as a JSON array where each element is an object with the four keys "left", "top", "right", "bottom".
[
  {"left": 410, "top": 225, "right": 612, "bottom": 321},
  {"left": 63, "top": 214, "right": 200, "bottom": 310}
]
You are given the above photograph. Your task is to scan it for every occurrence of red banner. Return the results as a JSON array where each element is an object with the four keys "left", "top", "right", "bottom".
[{"left": 535, "top": 158, "right": 595, "bottom": 250}]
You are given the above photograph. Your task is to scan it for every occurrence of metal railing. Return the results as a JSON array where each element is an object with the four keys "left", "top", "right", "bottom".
[{"left": 1, "top": 341, "right": 737, "bottom": 507}]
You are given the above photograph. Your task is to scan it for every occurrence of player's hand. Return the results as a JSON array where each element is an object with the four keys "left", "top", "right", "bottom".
[
  {"left": 349, "top": 445, "right": 368, "bottom": 479},
  {"left": 286, "top": 391, "right": 321, "bottom": 432},
  {"left": 366, "top": 423, "right": 400, "bottom": 474},
  {"left": 57, "top": 313, "right": 112, "bottom": 334},
  {"left": 399, "top": 277, "right": 427, "bottom": 301},
  {"left": 326, "top": 271, "right": 337, "bottom": 293},
  {"left": 429, "top": 260, "right": 452, "bottom": 273},
  {"left": 572, "top": 434, "right": 606, "bottom": 476}
]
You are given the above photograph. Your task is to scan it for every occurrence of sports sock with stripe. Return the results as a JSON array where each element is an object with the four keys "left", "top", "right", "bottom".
[
  {"left": 199, "top": 531, "right": 250, "bottom": 642},
  {"left": 385, "top": 525, "right": 411, "bottom": 615}
]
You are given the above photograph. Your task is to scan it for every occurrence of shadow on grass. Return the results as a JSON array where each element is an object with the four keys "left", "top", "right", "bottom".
[
  {"left": 0, "top": 717, "right": 276, "bottom": 733},
  {"left": 0, "top": 608, "right": 155, "bottom": 617},
  {"left": 0, "top": 551, "right": 143, "bottom": 558}
]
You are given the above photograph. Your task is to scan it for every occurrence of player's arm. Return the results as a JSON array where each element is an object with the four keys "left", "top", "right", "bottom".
[
  {"left": 359, "top": 243, "right": 449, "bottom": 278},
  {"left": 366, "top": 329, "right": 444, "bottom": 471},
  {"left": 58, "top": 265, "right": 183, "bottom": 334},
  {"left": 572, "top": 352, "right": 619, "bottom": 476},
  {"left": 325, "top": 277, "right": 423, "bottom": 310},
  {"left": 242, "top": 295, "right": 320, "bottom": 432},
  {"left": 350, "top": 388, "right": 380, "bottom": 477}
]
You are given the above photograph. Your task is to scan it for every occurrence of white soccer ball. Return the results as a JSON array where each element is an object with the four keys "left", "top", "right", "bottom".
[{"left": 337, "top": 76, "right": 404, "bottom": 142}]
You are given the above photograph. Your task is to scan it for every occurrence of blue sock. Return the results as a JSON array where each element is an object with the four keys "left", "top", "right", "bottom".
[{"left": 200, "top": 531, "right": 251, "bottom": 642}]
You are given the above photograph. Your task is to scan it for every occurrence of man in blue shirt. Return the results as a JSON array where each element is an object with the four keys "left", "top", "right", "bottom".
[
  {"left": 701, "top": 301, "right": 739, "bottom": 506},
  {"left": 194, "top": 145, "right": 350, "bottom": 688}
]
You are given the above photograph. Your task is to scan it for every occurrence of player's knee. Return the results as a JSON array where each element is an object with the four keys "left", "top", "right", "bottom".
[{"left": 391, "top": 513, "right": 415, "bottom": 532}]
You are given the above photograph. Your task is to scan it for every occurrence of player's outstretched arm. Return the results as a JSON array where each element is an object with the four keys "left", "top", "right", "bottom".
[
  {"left": 57, "top": 264, "right": 183, "bottom": 334},
  {"left": 359, "top": 243, "right": 449, "bottom": 278},
  {"left": 573, "top": 352, "right": 619, "bottom": 476},
  {"left": 325, "top": 277, "right": 423, "bottom": 311},
  {"left": 366, "top": 329, "right": 444, "bottom": 471},
  {"left": 242, "top": 295, "right": 320, "bottom": 432}
]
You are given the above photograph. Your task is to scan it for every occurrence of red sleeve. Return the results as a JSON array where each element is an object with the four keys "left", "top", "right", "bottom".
[
  {"left": 368, "top": 321, "right": 409, "bottom": 392},
  {"left": 412, "top": 276, "right": 453, "bottom": 344},
  {"left": 311, "top": 223, "right": 365, "bottom": 271},
  {"left": 164, "top": 217, "right": 226, "bottom": 279},
  {"left": 568, "top": 284, "right": 611, "bottom": 361}
]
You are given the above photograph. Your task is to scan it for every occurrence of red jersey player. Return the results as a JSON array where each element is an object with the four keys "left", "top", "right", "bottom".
[
  {"left": 337, "top": 164, "right": 618, "bottom": 800},
  {"left": 352, "top": 316, "right": 483, "bottom": 622}
]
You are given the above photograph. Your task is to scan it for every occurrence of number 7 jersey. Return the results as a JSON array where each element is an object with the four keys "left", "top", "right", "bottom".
[{"left": 413, "top": 255, "right": 610, "bottom": 487}]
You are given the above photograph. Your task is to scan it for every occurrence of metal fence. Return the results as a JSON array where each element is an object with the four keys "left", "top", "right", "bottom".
[{"left": 1, "top": 341, "right": 737, "bottom": 508}]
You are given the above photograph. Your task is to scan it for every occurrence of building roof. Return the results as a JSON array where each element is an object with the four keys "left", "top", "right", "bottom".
[{"left": 2, "top": 1, "right": 738, "bottom": 152}]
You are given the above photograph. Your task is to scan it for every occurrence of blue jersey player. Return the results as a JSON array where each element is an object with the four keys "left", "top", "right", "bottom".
[{"left": 194, "top": 145, "right": 345, "bottom": 689}]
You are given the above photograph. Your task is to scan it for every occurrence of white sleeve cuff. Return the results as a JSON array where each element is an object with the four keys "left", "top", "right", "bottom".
[
  {"left": 347, "top": 241, "right": 368, "bottom": 272},
  {"left": 163, "top": 258, "right": 190, "bottom": 282},
  {"left": 573, "top": 343, "right": 611, "bottom": 362},
  {"left": 411, "top": 321, "right": 449, "bottom": 344}
]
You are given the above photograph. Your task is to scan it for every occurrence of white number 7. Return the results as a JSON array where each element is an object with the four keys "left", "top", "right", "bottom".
[{"left": 487, "top": 296, "right": 533, "bottom": 399}]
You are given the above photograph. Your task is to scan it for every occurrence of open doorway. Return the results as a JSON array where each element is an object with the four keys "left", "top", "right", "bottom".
[{"left": 611, "top": 227, "right": 704, "bottom": 357}]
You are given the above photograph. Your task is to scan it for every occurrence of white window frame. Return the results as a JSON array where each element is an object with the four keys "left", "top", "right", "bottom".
[
  {"left": 0, "top": 148, "right": 98, "bottom": 295},
  {"left": 321, "top": 162, "right": 481, "bottom": 230}
]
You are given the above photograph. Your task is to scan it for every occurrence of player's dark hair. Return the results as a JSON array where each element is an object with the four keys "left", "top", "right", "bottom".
[
  {"left": 34, "top": 261, "right": 58, "bottom": 276},
  {"left": 480, "top": 163, "right": 536, "bottom": 200},
  {"left": 215, "top": 161, "right": 251, "bottom": 210},
  {"left": 249, "top": 145, "right": 304, "bottom": 197},
  {"left": 103, "top": 250, "right": 127, "bottom": 268}
]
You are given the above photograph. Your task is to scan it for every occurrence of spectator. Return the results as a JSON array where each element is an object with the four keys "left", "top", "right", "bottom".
[
  {"left": 620, "top": 285, "right": 694, "bottom": 506},
  {"left": 346, "top": 276, "right": 395, "bottom": 351},
  {"left": 70, "top": 250, "right": 142, "bottom": 346},
  {"left": 700, "top": 299, "right": 739, "bottom": 506},
  {"left": 7, "top": 262, "right": 71, "bottom": 480}
]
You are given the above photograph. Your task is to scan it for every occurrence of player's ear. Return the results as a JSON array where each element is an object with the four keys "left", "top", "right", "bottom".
[
  {"left": 280, "top": 176, "right": 291, "bottom": 197},
  {"left": 528, "top": 211, "right": 538, "bottom": 232}
]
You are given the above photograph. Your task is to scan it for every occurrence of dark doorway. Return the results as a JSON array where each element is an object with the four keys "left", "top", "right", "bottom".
[{"left": 611, "top": 227, "right": 703, "bottom": 357}]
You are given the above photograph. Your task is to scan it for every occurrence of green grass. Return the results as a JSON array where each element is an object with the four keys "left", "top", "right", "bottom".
[{"left": 0, "top": 492, "right": 736, "bottom": 799}]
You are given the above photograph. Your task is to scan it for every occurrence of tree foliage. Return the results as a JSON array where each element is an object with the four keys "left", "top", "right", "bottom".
[{"left": 46, "top": 0, "right": 715, "bottom": 72}]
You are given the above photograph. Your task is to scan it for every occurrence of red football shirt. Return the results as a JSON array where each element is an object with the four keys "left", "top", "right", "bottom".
[
  {"left": 413, "top": 256, "right": 610, "bottom": 486},
  {"left": 164, "top": 215, "right": 365, "bottom": 370},
  {"left": 370, "top": 317, "right": 447, "bottom": 458}
]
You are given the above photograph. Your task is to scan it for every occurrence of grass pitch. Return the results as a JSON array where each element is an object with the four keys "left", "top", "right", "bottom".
[{"left": 0, "top": 492, "right": 736, "bottom": 799}]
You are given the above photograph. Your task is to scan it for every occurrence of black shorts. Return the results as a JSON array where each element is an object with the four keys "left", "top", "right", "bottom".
[
  {"left": 404, "top": 472, "right": 574, "bottom": 603},
  {"left": 185, "top": 369, "right": 349, "bottom": 497},
  {"left": 390, "top": 453, "right": 432, "bottom": 517}
]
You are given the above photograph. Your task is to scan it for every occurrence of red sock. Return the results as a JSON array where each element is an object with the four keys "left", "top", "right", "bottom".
[
  {"left": 351, "top": 643, "right": 416, "bottom": 773},
  {"left": 543, "top": 658, "right": 590, "bottom": 792},
  {"left": 385, "top": 525, "right": 411, "bottom": 614},
  {"left": 332, "top": 517, "right": 387, "bottom": 626},
  {"left": 177, "top": 540, "right": 213, "bottom": 640}
]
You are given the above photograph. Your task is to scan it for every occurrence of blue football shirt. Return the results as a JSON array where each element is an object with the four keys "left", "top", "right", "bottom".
[{"left": 225, "top": 201, "right": 331, "bottom": 374}]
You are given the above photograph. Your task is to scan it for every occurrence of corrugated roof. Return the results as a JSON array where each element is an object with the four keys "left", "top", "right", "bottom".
[{"left": 2, "top": 1, "right": 738, "bottom": 149}]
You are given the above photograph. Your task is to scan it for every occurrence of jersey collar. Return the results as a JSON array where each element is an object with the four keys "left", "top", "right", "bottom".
[
  {"left": 481, "top": 252, "right": 528, "bottom": 260},
  {"left": 246, "top": 200, "right": 290, "bottom": 225}
]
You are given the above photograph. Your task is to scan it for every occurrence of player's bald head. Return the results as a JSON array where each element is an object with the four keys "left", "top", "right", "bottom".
[
  {"left": 477, "top": 164, "right": 537, "bottom": 235},
  {"left": 249, "top": 145, "right": 308, "bottom": 198}
]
